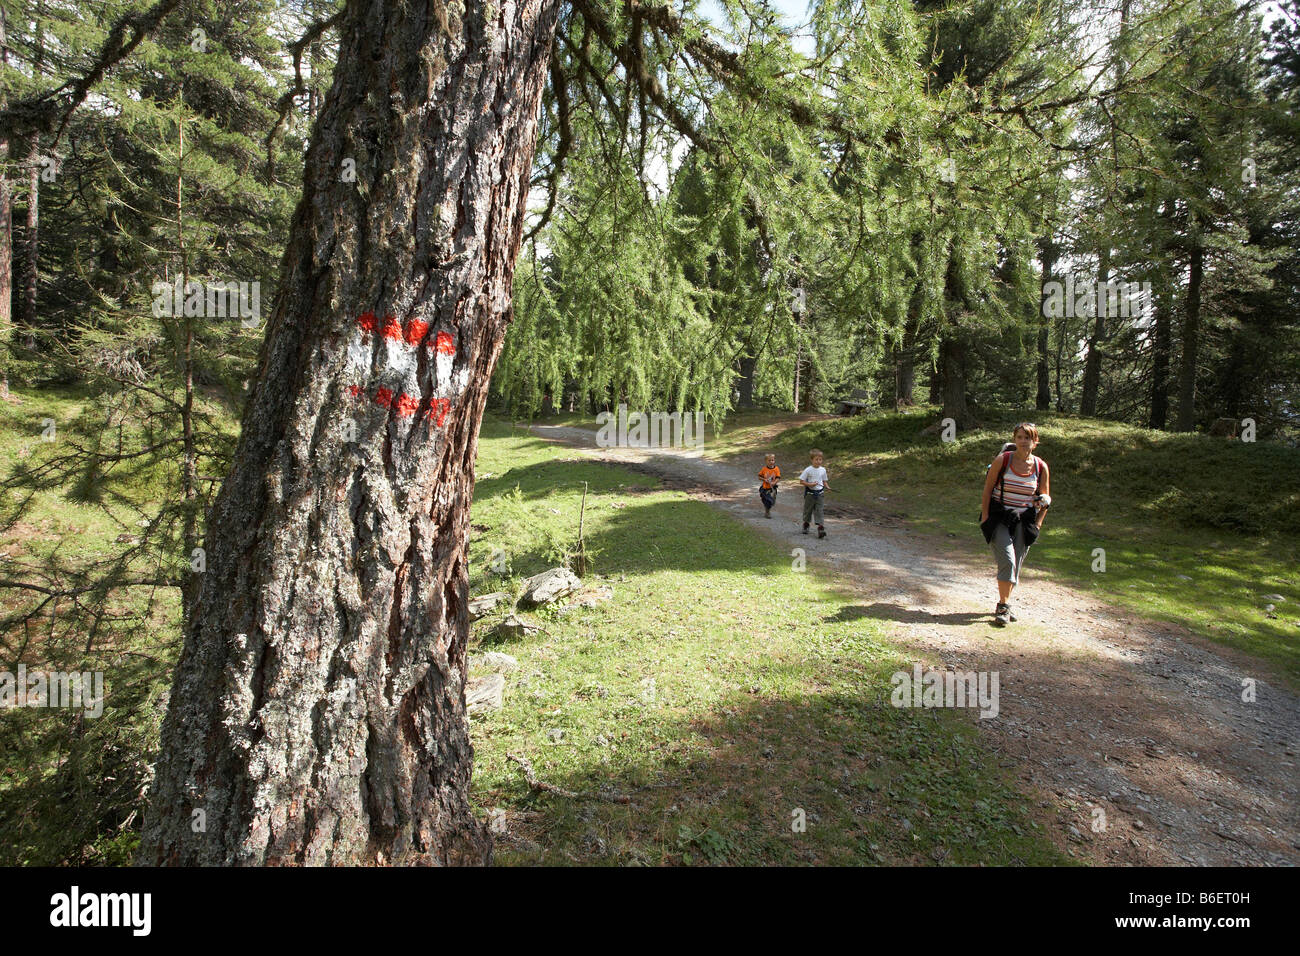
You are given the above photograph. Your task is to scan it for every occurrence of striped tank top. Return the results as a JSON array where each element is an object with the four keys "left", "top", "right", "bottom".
[{"left": 994, "top": 454, "right": 1040, "bottom": 508}]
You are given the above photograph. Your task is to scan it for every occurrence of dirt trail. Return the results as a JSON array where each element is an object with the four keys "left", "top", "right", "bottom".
[{"left": 528, "top": 423, "right": 1300, "bottom": 866}]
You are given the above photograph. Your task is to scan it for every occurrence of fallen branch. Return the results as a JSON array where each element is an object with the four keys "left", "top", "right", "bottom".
[{"left": 507, "top": 752, "right": 631, "bottom": 804}]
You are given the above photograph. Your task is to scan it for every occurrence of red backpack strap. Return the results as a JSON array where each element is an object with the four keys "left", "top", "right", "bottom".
[{"left": 994, "top": 451, "right": 1011, "bottom": 501}]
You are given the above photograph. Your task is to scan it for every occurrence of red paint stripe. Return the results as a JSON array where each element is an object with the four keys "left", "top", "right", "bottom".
[
  {"left": 380, "top": 315, "right": 403, "bottom": 341},
  {"left": 403, "top": 319, "right": 429, "bottom": 346},
  {"left": 357, "top": 313, "right": 442, "bottom": 354},
  {"left": 419, "top": 396, "right": 451, "bottom": 424},
  {"left": 346, "top": 382, "right": 452, "bottom": 429}
]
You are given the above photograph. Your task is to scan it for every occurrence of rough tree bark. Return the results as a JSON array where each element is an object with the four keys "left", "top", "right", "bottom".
[{"left": 139, "top": 0, "right": 561, "bottom": 865}]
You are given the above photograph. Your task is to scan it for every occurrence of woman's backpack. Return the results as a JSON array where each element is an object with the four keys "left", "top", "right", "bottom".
[{"left": 979, "top": 446, "right": 1043, "bottom": 544}]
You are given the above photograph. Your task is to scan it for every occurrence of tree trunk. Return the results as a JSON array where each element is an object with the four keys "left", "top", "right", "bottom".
[
  {"left": 939, "top": 334, "right": 969, "bottom": 428},
  {"left": 1079, "top": 247, "right": 1109, "bottom": 417},
  {"left": 0, "top": 9, "right": 11, "bottom": 401},
  {"left": 0, "top": 147, "right": 10, "bottom": 401},
  {"left": 1054, "top": 317, "right": 1065, "bottom": 412},
  {"left": 797, "top": 349, "right": 815, "bottom": 412},
  {"left": 1035, "top": 235, "right": 1057, "bottom": 411},
  {"left": 895, "top": 294, "right": 920, "bottom": 409},
  {"left": 792, "top": 296, "right": 804, "bottom": 411},
  {"left": 1219, "top": 336, "right": 1247, "bottom": 422},
  {"left": 895, "top": 231, "right": 923, "bottom": 409},
  {"left": 794, "top": 356, "right": 813, "bottom": 411},
  {"left": 1149, "top": 279, "right": 1172, "bottom": 430},
  {"left": 1176, "top": 222, "right": 1203, "bottom": 432},
  {"left": 895, "top": 326, "right": 916, "bottom": 408},
  {"left": 1035, "top": 314, "right": 1050, "bottom": 411},
  {"left": 139, "top": 0, "right": 561, "bottom": 866},
  {"left": 21, "top": 5, "right": 42, "bottom": 331},
  {"left": 735, "top": 351, "right": 757, "bottom": 408},
  {"left": 176, "top": 108, "right": 199, "bottom": 607},
  {"left": 22, "top": 132, "right": 37, "bottom": 329},
  {"left": 939, "top": 243, "right": 972, "bottom": 428}
]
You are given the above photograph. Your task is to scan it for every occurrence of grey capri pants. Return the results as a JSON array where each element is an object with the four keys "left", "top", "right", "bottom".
[{"left": 991, "top": 521, "right": 1032, "bottom": 584}]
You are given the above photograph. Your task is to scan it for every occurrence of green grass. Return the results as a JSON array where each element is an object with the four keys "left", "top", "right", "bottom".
[
  {"left": 0, "top": 385, "right": 206, "bottom": 865},
  {"left": 0, "top": 393, "right": 1078, "bottom": 865},
  {"left": 465, "top": 421, "right": 1069, "bottom": 864},
  {"left": 700, "top": 406, "right": 1300, "bottom": 686}
]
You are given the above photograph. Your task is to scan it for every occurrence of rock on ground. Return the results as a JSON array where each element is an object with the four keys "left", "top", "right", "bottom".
[
  {"left": 560, "top": 585, "right": 614, "bottom": 611},
  {"left": 471, "top": 651, "right": 519, "bottom": 673},
  {"left": 520, "top": 567, "right": 581, "bottom": 606},
  {"left": 467, "top": 673, "right": 506, "bottom": 714},
  {"left": 494, "top": 614, "right": 540, "bottom": 640},
  {"left": 469, "top": 591, "right": 511, "bottom": 621}
]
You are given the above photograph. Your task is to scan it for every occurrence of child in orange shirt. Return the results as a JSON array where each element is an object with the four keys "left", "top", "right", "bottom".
[{"left": 758, "top": 454, "right": 781, "bottom": 518}]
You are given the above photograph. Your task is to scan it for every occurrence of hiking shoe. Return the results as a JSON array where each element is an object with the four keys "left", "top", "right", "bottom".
[
  {"left": 765, "top": 507, "right": 772, "bottom": 518},
  {"left": 1007, "top": 606, "right": 1017, "bottom": 622},
  {"left": 993, "top": 603, "right": 1010, "bottom": 627},
  {"left": 802, "top": 524, "right": 810, "bottom": 534},
  {"left": 817, "top": 527, "right": 826, "bottom": 539}
]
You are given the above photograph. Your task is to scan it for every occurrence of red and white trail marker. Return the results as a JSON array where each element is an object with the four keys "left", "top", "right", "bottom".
[{"left": 344, "top": 311, "right": 459, "bottom": 428}]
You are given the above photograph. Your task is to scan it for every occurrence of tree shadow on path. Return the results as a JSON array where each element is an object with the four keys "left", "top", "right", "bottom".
[{"left": 827, "top": 604, "right": 989, "bottom": 627}]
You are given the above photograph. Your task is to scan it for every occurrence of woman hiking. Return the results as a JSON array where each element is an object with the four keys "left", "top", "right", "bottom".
[{"left": 979, "top": 423, "right": 1052, "bottom": 627}]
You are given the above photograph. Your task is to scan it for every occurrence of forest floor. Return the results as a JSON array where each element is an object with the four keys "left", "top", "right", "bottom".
[
  {"left": 521, "top": 419, "right": 1300, "bottom": 866},
  {"left": 2, "top": 388, "right": 1295, "bottom": 866}
]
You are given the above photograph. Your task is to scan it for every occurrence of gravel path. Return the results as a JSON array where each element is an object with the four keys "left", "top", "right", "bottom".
[{"left": 528, "top": 423, "right": 1300, "bottom": 866}]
